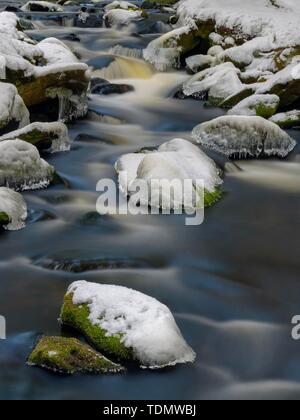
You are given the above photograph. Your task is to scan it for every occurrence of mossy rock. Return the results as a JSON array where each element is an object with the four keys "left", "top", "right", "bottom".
[
  {"left": 5, "top": 69, "right": 89, "bottom": 108},
  {"left": 0, "top": 212, "right": 10, "bottom": 228},
  {"left": 204, "top": 188, "right": 223, "bottom": 208},
  {"left": 27, "top": 336, "right": 125, "bottom": 375},
  {"left": 221, "top": 87, "right": 255, "bottom": 108},
  {"left": 60, "top": 294, "right": 134, "bottom": 362}
]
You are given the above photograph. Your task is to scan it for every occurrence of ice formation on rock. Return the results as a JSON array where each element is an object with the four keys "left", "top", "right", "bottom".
[{"left": 0, "top": 187, "right": 27, "bottom": 231}]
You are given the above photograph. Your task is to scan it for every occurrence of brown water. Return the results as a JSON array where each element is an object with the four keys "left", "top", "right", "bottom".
[{"left": 0, "top": 2, "right": 300, "bottom": 400}]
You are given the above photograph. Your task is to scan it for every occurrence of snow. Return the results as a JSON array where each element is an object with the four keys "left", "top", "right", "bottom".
[
  {"left": 183, "top": 62, "right": 243, "bottom": 103},
  {"left": 0, "top": 187, "right": 27, "bottom": 231},
  {"left": 0, "top": 83, "right": 30, "bottom": 129},
  {"left": 104, "top": 1, "right": 139, "bottom": 12},
  {"left": 67, "top": 280, "right": 196, "bottom": 369},
  {"left": 192, "top": 115, "right": 296, "bottom": 158},
  {"left": 228, "top": 94, "right": 279, "bottom": 116},
  {"left": 186, "top": 54, "right": 215, "bottom": 73},
  {"left": 143, "top": 23, "right": 197, "bottom": 71},
  {"left": 104, "top": 9, "right": 142, "bottom": 27},
  {"left": 176, "top": 0, "right": 300, "bottom": 49},
  {"left": 0, "top": 122, "right": 71, "bottom": 153},
  {"left": 115, "top": 138, "right": 222, "bottom": 210},
  {"left": 0, "top": 140, "right": 55, "bottom": 191},
  {"left": 21, "top": 2, "right": 63, "bottom": 12},
  {"left": 270, "top": 110, "right": 300, "bottom": 126},
  {"left": 0, "top": 12, "right": 88, "bottom": 80}
]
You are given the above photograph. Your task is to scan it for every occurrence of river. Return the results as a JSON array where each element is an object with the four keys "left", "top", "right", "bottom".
[{"left": 0, "top": 0, "right": 300, "bottom": 400}]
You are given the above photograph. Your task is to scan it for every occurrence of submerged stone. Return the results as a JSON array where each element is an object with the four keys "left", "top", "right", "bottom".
[
  {"left": 27, "top": 336, "right": 124, "bottom": 375},
  {"left": 60, "top": 280, "right": 196, "bottom": 369}
]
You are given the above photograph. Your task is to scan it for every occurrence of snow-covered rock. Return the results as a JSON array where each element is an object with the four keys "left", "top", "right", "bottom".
[
  {"left": 61, "top": 280, "right": 196, "bottom": 369},
  {"left": 270, "top": 110, "right": 300, "bottom": 128},
  {"left": 0, "top": 83, "right": 29, "bottom": 132},
  {"left": 0, "top": 187, "right": 27, "bottom": 231},
  {"left": 192, "top": 115, "right": 296, "bottom": 158},
  {"left": 186, "top": 54, "right": 215, "bottom": 73},
  {"left": 183, "top": 62, "right": 244, "bottom": 105},
  {"left": 104, "top": 9, "right": 143, "bottom": 27},
  {"left": 115, "top": 138, "right": 223, "bottom": 210},
  {"left": 21, "top": 1, "right": 63, "bottom": 12},
  {"left": 0, "top": 12, "right": 89, "bottom": 114},
  {"left": 104, "top": 1, "right": 139, "bottom": 12},
  {"left": 0, "top": 122, "right": 70, "bottom": 153},
  {"left": 228, "top": 94, "right": 279, "bottom": 118},
  {"left": 0, "top": 140, "right": 55, "bottom": 191}
]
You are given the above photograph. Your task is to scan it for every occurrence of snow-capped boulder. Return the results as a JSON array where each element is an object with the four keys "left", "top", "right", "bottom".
[
  {"left": 0, "top": 83, "right": 29, "bottom": 134},
  {"left": 186, "top": 54, "right": 215, "bottom": 73},
  {"left": 0, "top": 12, "right": 89, "bottom": 118},
  {"left": 192, "top": 115, "right": 296, "bottom": 158},
  {"left": 104, "top": 1, "right": 139, "bottom": 12},
  {"left": 0, "top": 122, "right": 70, "bottom": 152},
  {"left": 228, "top": 94, "right": 280, "bottom": 118},
  {"left": 0, "top": 140, "right": 55, "bottom": 191},
  {"left": 270, "top": 110, "right": 300, "bottom": 128},
  {"left": 183, "top": 63, "right": 244, "bottom": 105},
  {"left": 61, "top": 280, "right": 196, "bottom": 369},
  {"left": 115, "top": 138, "right": 223, "bottom": 210},
  {"left": 0, "top": 187, "right": 27, "bottom": 231},
  {"left": 28, "top": 336, "right": 124, "bottom": 375},
  {"left": 21, "top": 1, "right": 63, "bottom": 12},
  {"left": 104, "top": 9, "right": 143, "bottom": 27}
]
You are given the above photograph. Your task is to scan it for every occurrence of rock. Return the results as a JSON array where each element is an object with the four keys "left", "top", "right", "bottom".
[
  {"left": 60, "top": 280, "right": 196, "bottom": 368},
  {"left": 91, "top": 79, "right": 134, "bottom": 95},
  {"left": 0, "top": 187, "right": 27, "bottom": 231},
  {"left": 186, "top": 54, "right": 215, "bottom": 73},
  {"left": 27, "top": 336, "right": 124, "bottom": 375},
  {"left": 0, "top": 140, "right": 55, "bottom": 191},
  {"left": 0, "top": 122, "right": 70, "bottom": 152},
  {"left": 0, "top": 14, "right": 89, "bottom": 119},
  {"left": 21, "top": 2, "right": 63, "bottom": 12},
  {"left": 104, "top": 9, "right": 143, "bottom": 28},
  {"left": 269, "top": 110, "right": 300, "bottom": 128},
  {"left": 183, "top": 62, "right": 244, "bottom": 105},
  {"left": 115, "top": 138, "right": 223, "bottom": 209},
  {"left": 228, "top": 94, "right": 280, "bottom": 118},
  {"left": 192, "top": 115, "right": 296, "bottom": 158},
  {"left": 0, "top": 83, "right": 30, "bottom": 136}
]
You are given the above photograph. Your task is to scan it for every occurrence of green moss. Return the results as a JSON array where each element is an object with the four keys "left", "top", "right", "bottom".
[
  {"left": 254, "top": 102, "right": 278, "bottom": 119},
  {"left": 0, "top": 212, "right": 10, "bottom": 228},
  {"left": 60, "top": 294, "right": 134, "bottom": 362},
  {"left": 204, "top": 188, "right": 223, "bottom": 207},
  {"left": 28, "top": 336, "right": 124, "bottom": 375}
]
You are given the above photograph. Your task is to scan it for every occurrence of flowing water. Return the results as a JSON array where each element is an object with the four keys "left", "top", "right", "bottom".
[{"left": 0, "top": 2, "right": 300, "bottom": 400}]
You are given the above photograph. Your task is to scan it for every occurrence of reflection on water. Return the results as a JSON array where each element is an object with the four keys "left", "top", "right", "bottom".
[{"left": 0, "top": 2, "right": 300, "bottom": 401}]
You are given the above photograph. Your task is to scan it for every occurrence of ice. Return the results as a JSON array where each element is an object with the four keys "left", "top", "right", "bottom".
[
  {"left": 0, "top": 83, "right": 30, "bottom": 130},
  {"left": 183, "top": 63, "right": 243, "bottom": 104},
  {"left": 115, "top": 138, "right": 222, "bottom": 210},
  {"left": 228, "top": 94, "right": 280, "bottom": 117},
  {"left": 0, "top": 187, "right": 27, "bottom": 231},
  {"left": 192, "top": 115, "right": 296, "bottom": 158},
  {"left": 0, "top": 122, "right": 70, "bottom": 153},
  {"left": 270, "top": 110, "right": 300, "bottom": 127},
  {"left": 68, "top": 280, "right": 196, "bottom": 369},
  {"left": 0, "top": 140, "right": 55, "bottom": 191}
]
